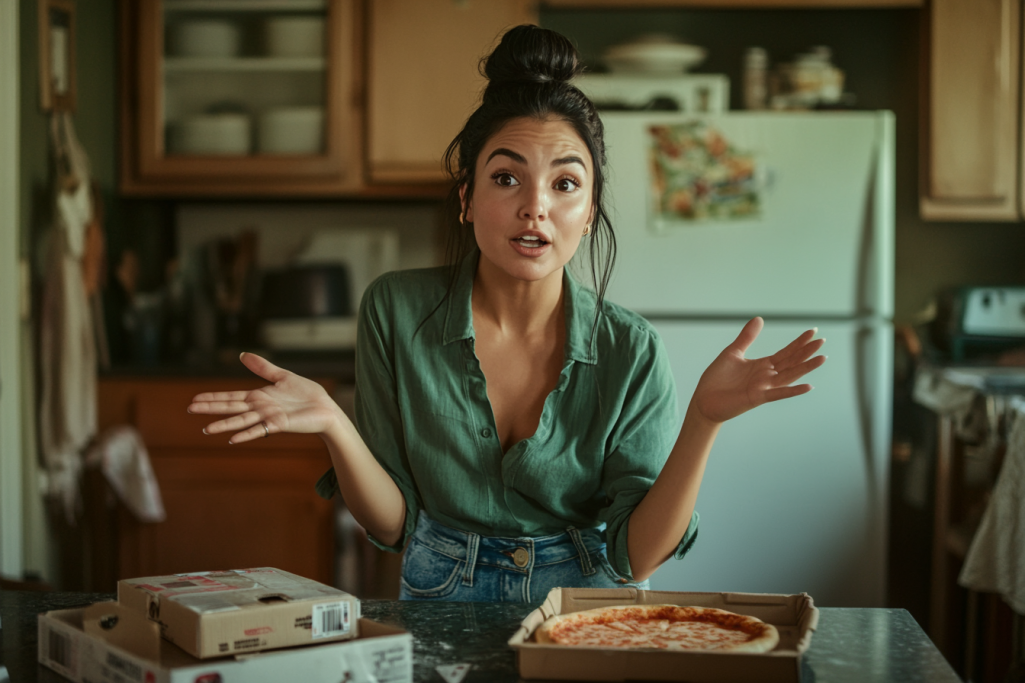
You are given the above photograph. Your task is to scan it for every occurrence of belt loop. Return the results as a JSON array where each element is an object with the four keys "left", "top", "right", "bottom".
[
  {"left": 567, "top": 527, "right": 596, "bottom": 576},
  {"left": 462, "top": 531, "right": 480, "bottom": 587}
]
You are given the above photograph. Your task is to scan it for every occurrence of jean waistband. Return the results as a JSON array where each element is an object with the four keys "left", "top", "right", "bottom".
[{"left": 411, "top": 511, "right": 605, "bottom": 571}]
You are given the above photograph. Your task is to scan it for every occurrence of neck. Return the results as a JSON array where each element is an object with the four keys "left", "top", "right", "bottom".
[{"left": 471, "top": 258, "right": 564, "bottom": 336}]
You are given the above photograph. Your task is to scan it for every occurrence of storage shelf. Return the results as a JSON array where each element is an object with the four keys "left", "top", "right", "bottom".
[
  {"left": 164, "top": 0, "right": 326, "bottom": 12},
  {"left": 164, "top": 57, "right": 326, "bottom": 72}
]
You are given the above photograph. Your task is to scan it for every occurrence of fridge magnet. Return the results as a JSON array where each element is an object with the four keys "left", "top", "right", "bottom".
[
  {"left": 39, "top": 0, "right": 76, "bottom": 112},
  {"left": 648, "top": 121, "right": 760, "bottom": 229}
]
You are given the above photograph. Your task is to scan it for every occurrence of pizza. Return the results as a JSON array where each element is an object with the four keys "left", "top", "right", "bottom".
[{"left": 534, "top": 604, "right": 779, "bottom": 653}]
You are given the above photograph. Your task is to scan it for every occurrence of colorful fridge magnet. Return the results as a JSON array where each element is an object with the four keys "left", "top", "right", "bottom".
[{"left": 648, "top": 121, "right": 761, "bottom": 229}]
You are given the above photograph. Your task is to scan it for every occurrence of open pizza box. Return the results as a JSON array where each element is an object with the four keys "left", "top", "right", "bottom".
[
  {"left": 38, "top": 601, "right": 413, "bottom": 683},
  {"left": 509, "top": 588, "right": 819, "bottom": 683}
]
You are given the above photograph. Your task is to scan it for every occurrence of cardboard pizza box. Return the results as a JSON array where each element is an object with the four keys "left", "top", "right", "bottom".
[
  {"left": 117, "top": 567, "right": 359, "bottom": 659},
  {"left": 509, "top": 588, "right": 819, "bottom": 683},
  {"left": 38, "top": 601, "right": 413, "bottom": 683}
]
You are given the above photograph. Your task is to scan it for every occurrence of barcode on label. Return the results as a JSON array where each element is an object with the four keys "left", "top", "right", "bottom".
[
  {"left": 43, "top": 626, "right": 73, "bottom": 674},
  {"left": 311, "top": 601, "right": 350, "bottom": 639}
]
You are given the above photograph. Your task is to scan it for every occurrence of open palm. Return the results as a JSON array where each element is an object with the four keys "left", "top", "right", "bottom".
[
  {"left": 692, "top": 317, "right": 826, "bottom": 424},
  {"left": 188, "top": 353, "right": 342, "bottom": 443}
]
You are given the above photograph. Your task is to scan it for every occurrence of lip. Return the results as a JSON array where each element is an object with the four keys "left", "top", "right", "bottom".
[{"left": 509, "top": 229, "right": 552, "bottom": 258}]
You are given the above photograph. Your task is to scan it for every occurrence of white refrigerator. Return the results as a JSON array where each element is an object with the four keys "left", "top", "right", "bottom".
[{"left": 598, "top": 112, "right": 894, "bottom": 607}]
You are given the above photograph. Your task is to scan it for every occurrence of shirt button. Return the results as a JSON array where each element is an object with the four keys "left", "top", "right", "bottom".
[
  {"left": 481, "top": 428, "right": 492, "bottom": 438},
  {"left": 513, "top": 547, "right": 530, "bottom": 568}
]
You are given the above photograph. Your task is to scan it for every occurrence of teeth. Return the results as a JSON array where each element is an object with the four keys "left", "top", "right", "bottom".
[{"left": 520, "top": 236, "right": 540, "bottom": 241}]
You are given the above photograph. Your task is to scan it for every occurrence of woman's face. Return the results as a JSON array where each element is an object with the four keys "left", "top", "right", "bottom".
[{"left": 464, "top": 117, "right": 593, "bottom": 286}]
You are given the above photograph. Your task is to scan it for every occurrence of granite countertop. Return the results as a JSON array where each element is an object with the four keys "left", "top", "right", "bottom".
[{"left": 1, "top": 591, "right": 962, "bottom": 683}]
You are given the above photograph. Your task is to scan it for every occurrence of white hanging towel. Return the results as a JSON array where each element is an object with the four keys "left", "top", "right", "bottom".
[
  {"left": 38, "top": 112, "right": 97, "bottom": 522},
  {"left": 85, "top": 426, "right": 166, "bottom": 523},
  {"left": 958, "top": 399, "right": 1025, "bottom": 615}
]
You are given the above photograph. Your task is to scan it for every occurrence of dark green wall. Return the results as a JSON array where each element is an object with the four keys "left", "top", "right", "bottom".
[{"left": 542, "top": 7, "right": 1025, "bottom": 324}]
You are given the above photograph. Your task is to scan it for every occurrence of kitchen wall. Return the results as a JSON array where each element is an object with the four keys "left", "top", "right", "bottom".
[
  {"left": 17, "top": 0, "right": 121, "bottom": 585},
  {"left": 542, "top": 6, "right": 1025, "bottom": 324}
]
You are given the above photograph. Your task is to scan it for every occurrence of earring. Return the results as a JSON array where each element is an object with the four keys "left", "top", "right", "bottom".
[
  {"left": 459, "top": 210, "right": 465, "bottom": 225},
  {"left": 583, "top": 224, "right": 591, "bottom": 235}
]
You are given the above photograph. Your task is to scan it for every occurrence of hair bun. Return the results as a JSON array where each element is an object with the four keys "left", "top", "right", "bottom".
[{"left": 483, "top": 25, "right": 581, "bottom": 86}]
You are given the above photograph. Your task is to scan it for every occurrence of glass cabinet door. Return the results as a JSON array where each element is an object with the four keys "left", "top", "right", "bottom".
[{"left": 129, "top": 0, "right": 355, "bottom": 192}]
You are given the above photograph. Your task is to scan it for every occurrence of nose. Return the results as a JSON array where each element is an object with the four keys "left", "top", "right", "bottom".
[{"left": 519, "top": 183, "right": 548, "bottom": 222}]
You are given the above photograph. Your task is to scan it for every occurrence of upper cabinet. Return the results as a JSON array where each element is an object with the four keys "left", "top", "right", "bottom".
[
  {"left": 120, "top": 0, "right": 535, "bottom": 196},
  {"left": 921, "top": 0, "right": 1022, "bottom": 221},
  {"left": 121, "top": 0, "right": 363, "bottom": 196},
  {"left": 365, "top": 0, "right": 537, "bottom": 183}
]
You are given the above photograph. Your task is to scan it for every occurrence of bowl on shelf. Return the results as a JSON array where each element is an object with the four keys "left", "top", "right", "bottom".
[
  {"left": 265, "top": 16, "right": 325, "bottom": 58},
  {"left": 258, "top": 106, "right": 324, "bottom": 154},
  {"left": 172, "top": 113, "right": 251, "bottom": 155},
  {"left": 603, "top": 35, "right": 707, "bottom": 74},
  {"left": 169, "top": 20, "right": 241, "bottom": 58}
]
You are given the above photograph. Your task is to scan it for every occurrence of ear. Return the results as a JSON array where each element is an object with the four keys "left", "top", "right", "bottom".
[{"left": 459, "top": 184, "right": 473, "bottom": 223}]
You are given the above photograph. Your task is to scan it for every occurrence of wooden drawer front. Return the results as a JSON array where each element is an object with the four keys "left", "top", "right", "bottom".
[{"left": 119, "top": 451, "right": 334, "bottom": 583}]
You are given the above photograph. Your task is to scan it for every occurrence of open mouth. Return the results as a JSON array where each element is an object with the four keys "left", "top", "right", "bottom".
[{"left": 512, "top": 235, "right": 549, "bottom": 249}]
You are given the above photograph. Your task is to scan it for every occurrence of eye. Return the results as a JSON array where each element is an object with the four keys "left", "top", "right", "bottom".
[
  {"left": 554, "top": 177, "right": 581, "bottom": 192},
  {"left": 492, "top": 172, "right": 519, "bottom": 187}
]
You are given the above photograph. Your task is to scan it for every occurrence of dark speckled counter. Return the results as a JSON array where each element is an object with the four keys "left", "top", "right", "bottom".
[{"left": 1, "top": 591, "right": 962, "bottom": 682}]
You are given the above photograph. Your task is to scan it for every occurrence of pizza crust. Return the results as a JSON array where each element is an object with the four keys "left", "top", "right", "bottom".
[{"left": 535, "top": 604, "right": 780, "bottom": 653}]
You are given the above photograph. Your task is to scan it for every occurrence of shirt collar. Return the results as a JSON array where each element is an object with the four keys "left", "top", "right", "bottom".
[{"left": 442, "top": 250, "right": 599, "bottom": 365}]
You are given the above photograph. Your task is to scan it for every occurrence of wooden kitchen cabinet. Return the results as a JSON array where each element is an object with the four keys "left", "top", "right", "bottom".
[
  {"left": 366, "top": 0, "right": 537, "bottom": 183},
  {"left": 99, "top": 377, "right": 336, "bottom": 585},
  {"left": 921, "top": 0, "right": 1023, "bottom": 221},
  {"left": 544, "top": 0, "right": 920, "bottom": 5},
  {"left": 120, "top": 0, "right": 365, "bottom": 196}
]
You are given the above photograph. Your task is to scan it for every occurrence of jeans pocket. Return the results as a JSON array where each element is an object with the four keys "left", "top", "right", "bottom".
[
  {"left": 595, "top": 551, "right": 649, "bottom": 589},
  {"left": 399, "top": 539, "right": 464, "bottom": 599}
]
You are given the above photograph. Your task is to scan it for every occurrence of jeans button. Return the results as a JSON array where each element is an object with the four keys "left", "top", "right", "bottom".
[
  {"left": 513, "top": 547, "right": 529, "bottom": 568},
  {"left": 481, "top": 428, "right": 492, "bottom": 438}
]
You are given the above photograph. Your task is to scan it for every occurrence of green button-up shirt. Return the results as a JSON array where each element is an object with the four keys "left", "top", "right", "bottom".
[{"left": 317, "top": 251, "right": 698, "bottom": 579}]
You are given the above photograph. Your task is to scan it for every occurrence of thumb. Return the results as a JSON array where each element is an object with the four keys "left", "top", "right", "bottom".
[
  {"left": 730, "top": 317, "right": 764, "bottom": 355},
  {"left": 240, "top": 352, "right": 289, "bottom": 383}
]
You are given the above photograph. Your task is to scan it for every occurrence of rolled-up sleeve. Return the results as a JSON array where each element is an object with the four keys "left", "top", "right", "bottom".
[
  {"left": 600, "top": 329, "right": 698, "bottom": 580},
  {"left": 314, "top": 277, "right": 422, "bottom": 553}
]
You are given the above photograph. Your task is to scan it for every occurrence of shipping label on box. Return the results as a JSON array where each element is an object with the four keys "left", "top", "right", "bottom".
[
  {"left": 118, "top": 567, "right": 359, "bottom": 658},
  {"left": 38, "top": 604, "right": 412, "bottom": 683}
]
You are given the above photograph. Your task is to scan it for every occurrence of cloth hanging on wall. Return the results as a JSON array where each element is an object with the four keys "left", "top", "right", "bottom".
[{"left": 38, "top": 112, "right": 97, "bottom": 522}]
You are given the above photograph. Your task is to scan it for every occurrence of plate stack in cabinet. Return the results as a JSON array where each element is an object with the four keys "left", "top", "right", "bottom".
[{"left": 121, "top": 0, "right": 360, "bottom": 196}]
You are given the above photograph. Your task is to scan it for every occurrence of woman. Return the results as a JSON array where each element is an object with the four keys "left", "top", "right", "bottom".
[{"left": 189, "top": 25, "right": 825, "bottom": 602}]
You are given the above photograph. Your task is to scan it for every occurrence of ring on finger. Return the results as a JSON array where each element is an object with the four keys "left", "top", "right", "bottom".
[{"left": 261, "top": 421, "right": 270, "bottom": 438}]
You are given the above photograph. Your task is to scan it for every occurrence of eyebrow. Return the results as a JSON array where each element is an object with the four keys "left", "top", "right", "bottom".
[{"left": 486, "top": 148, "right": 588, "bottom": 171}]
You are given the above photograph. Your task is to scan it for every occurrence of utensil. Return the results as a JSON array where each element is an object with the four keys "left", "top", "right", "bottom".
[
  {"left": 173, "top": 114, "right": 250, "bottom": 155},
  {"left": 258, "top": 107, "right": 323, "bottom": 154},
  {"left": 603, "top": 35, "right": 706, "bottom": 74},
  {"left": 265, "top": 17, "right": 325, "bottom": 58},
  {"left": 170, "top": 20, "right": 240, "bottom": 58}
]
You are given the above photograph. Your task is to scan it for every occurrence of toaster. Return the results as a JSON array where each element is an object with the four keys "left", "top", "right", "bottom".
[{"left": 941, "top": 286, "right": 1025, "bottom": 360}]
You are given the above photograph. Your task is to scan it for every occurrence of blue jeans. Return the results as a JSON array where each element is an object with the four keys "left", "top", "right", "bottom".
[{"left": 399, "top": 512, "right": 649, "bottom": 603}]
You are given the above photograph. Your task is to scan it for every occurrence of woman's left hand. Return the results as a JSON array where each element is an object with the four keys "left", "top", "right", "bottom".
[{"left": 691, "top": 317, "right": 826, "bottom": 424}]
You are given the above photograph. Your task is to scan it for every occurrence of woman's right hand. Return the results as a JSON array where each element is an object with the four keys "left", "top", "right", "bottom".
[{"left": 188, "top": 352, "right": 345, "bottom": 444}]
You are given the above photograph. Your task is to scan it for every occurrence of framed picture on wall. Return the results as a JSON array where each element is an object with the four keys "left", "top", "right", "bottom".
[{"left": 39, "top": 0, "right": 76, "bottom": 112}]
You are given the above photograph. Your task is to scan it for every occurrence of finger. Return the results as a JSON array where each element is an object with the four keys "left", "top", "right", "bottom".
[
  {"left": 190, "top": 390, "right": 249, "bottom": 404},
  {"left": 203, "top": 411, "right": 263, "bottom": 435},
  {"left": 764, "top": 384, "right": 813, "bottom": 402},
  {"left": 228, "top": 420, "right": 276, "bottom": 445},
  {"left": 770, "top": 328, "right": 818, "bottom": 365},
  {"left": 240, "top": 352, "right": 289, "bottom": 383},
  {"left": 729, "top": 317, "right": 764, "bottom": 355},
  {"left": 777, "top": 338, "right": 826, "bottom": 369},
  {"left": 188, "top": 400, "right": 251, "bottom": 415},
  {"left": 773, "top": 355, "right": 827, "bottom": 386}
]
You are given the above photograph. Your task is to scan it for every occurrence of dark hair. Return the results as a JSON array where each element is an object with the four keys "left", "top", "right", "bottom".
[{"left": 439, "top": 24, "right": 616, "bottom": 338}]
